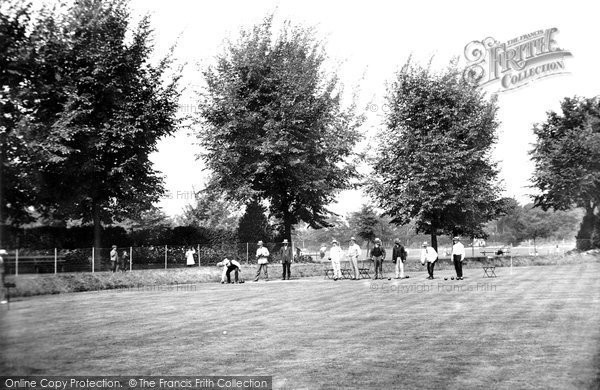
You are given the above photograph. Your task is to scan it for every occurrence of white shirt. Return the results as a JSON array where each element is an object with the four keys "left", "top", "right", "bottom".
[
  {"left": 347, "top": 243, "right": 361, "bottom": 259},
  {"left": 451, "top": 242, "right": 465, "bottom": 261},
  {"left": 256, "top": 247, "right": 270, "bottom": 264},
  {"left": 330, "top": 245, "right": 343, "bottom": 262},
  {"left": 420, "top": 246, "right": 438, "bottom": 263}
]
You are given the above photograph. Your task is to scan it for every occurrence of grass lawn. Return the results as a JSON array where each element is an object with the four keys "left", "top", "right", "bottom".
[{"left": 1, "top": 262, "right": 599, "bottom": 389}]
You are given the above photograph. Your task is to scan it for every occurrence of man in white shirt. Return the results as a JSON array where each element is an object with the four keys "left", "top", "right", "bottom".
[
  {"left": 254, "top": 240, "right": 270, "bottom": 282},
  {"left": 329, "top": 239, "right": 343, "bottom": 280},
  {"left": 347, "top": 237, "right": 361, "bottom": 280},
  {"left": 217, "top": 258, "right": 243, "bottom": 284},
  {"left": 420, "top": 241, "right": 438, "bottom": 279},
  {"left": 451, "top": 236, "right": 466, "bottom": 280}
]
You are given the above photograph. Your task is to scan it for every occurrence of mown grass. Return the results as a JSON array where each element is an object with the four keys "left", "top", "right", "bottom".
[{"left": 1, "top": 261, "right": 599, "bottom": 389}]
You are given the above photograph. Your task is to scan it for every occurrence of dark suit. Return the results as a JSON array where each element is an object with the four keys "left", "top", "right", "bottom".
[{"left": 280, "top": 245, "right": 293, "bottom": 280}]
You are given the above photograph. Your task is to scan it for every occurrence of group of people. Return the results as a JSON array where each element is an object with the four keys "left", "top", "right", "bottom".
[
  {"left": 109, "top": 245, "right": 130, "bottom": 272},
  {"left": 420, "top": 236, "right": 466, "bottom": 280},
  {"left": 216, "top": 236, "right": 467, "bottom": 284}
]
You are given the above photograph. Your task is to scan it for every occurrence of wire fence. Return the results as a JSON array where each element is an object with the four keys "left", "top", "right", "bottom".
[{"left": 0, "top": 241, "right": 575, "bottom": 276}]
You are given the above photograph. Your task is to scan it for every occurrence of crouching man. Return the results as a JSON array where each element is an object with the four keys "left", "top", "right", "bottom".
[{"left": 217, "top": 258, "right": 243, "bottom": 284}]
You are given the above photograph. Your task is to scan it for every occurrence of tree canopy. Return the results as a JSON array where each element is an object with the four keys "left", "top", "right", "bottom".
[
  {"left": 370, "top": 59, "right": 504, "bottom": 250},
  {"left": 531, "top": 96, "right": 600, "bottom": 249},
  {"left": 197, "top": 16, "right": 363, "bottom": 242},
  {"left": 0, "top": 0, "right": 181, "bottom": 248}
]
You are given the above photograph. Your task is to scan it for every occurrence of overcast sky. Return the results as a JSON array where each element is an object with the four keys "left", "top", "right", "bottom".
[{"left": 128, "top": 0, "right": 600, "bottom": 217}]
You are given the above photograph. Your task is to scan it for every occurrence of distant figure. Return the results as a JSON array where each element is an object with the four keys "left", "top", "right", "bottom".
[
  {"left": 420, "top": 242, "right": 438, "bottom": 280},
  {"left": 186, "top": 247, "right": 196, "bottom": 267},
  {"left": 370, "top": 238, "right": 386, "bottom": 279},
  {"left": 121, "top": 250, "right": 129, "bottom": 272},
  {"left": 279, "top": 239, "right": 293, "bottom": 280},
  {"left": 254, "top": 240, "right": 270, "bottom": 282},
  {"left": 0, "top": 249, "right": 7, "bottom": 304},
  {"left": 217, "top": 258, "right": 242, "bottom": 284},
  {"left": 319, "top": 243, "right": 327, "bottom": 261},
  {"left": 347, "top": 237, "right": 361, "bottom": 280},
  {"left": 452, "top": 237, "right": 465, "bottom": 280},
  {"left": 392, "top": 238, "right": 408, "bottom": 279},
  {"left": 329, "top": 239, "right": 343, "bottom": 280},
  {"left": 110, "top": 245, "right": 118, "bottom": 272}
]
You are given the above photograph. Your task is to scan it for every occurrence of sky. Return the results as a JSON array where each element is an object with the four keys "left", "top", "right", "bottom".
[{"left": 127, "top": 0, "right": 600, "bottom": 217}]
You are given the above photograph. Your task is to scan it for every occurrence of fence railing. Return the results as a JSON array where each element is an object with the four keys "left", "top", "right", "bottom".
[{"left": 0, "top": 242, "right": 573, "bottom": 276}]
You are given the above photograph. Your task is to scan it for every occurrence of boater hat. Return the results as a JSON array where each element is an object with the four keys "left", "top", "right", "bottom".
[
  {"left": 453, "top": 236, "right": 460, "bottom": 240},
  {"left": 422, "top": 241, "right": 428, "bottom": 247},
  {"left": 282, "top": 239, "right": 289, "bottom": 244},
  {"left": 331, "top": 239, "right": 338, "bottom": 244},
  {"left": 350, "top": 237, "right": 356, "bottom": 241}
]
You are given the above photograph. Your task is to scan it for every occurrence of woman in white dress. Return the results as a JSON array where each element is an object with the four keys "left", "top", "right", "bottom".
[{"left": 185, "top": 247, "right": 196, "bottom": 267}]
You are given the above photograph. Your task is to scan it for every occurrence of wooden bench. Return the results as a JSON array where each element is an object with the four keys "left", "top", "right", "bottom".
[
  {"left": 482, "top": 266, "right": 497, "bottom": 278},
  {"left": 358, "top": 260, "right": 372, "bottom": 279}
]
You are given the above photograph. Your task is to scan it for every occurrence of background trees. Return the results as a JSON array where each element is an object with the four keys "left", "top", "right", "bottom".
[
  {"left": 531, "top": 96, "right": 600, "bottom": 250},
  {"left": 197, "top": 16, "right": 363, "bottom": 243},
  {"left": 370, "top": 59, "right": 504, "bottom": 251}
]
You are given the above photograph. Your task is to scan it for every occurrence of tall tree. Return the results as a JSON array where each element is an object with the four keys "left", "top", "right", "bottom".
[
  {"left": 350, "top": 204, "right": 379, "bottom": 247},
  {"left": 197, "top": 16, "right": 362, "bottom": 242},
  {"left": 237, "top": 200, "right": 272, "bottom": 244},
  {"left": 531, "top": 96, "right": 600, "bottom": 250},
  {"left": 23, "top": 0, "right": 181, "bottom": 250},
  {"left": 370, "top": 59, "right": 503, "bottom": 251},
  {"left": 0, "top": 1, "right": 38, "bottom": 246}
]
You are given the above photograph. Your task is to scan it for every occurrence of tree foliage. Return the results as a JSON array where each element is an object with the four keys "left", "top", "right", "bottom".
[
  {"left": 197, "top": 16, "right": 362, "bottom": 242},
  {"left": 237, "top": 200, "right": 273, "bottom": 243},
  {"left": 176, "top": 189, "right": 241, "bottom": 230},
  {"left": 1, "top": 0, "right": 181, "bottom": 248},
  {"left": 370, "top": 59, "right": 504, "bottom": 250},
  {"left": 531, "top": 96, "right": 600, "bottom": 249}
]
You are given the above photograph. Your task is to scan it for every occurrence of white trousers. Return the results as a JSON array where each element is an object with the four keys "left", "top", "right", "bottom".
[
  {"left": 331, "top": 258, "right": 341, "bottom": 278},
  {"left": 395, "top": 260, "right": 405, "bottom": 278}
]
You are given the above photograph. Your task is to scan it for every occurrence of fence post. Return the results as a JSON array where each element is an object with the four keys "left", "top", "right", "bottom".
[
  {"left": 164, "top": 245, "right": 168, "bottom": 269},
  {"left": 92, "top": 247, "right": 95, "bottom": 273},
  {"left": 129, "top": 247, "right": 132, "bottom": 271},
  {"left": 15, "top": 249, "right": 19, "bottom": 276},
  {"left": 54, "top": 248, "right": 57, "bottom": 274},
  {"left": 246, "top": 242, "right": 249, "bottom": 265},
  {"left": 197, "top": 244, "right": 200, "bottom": 266}
]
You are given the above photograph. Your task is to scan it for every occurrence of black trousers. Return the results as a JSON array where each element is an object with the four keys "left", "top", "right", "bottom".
[
  {"left": 226, "top": 265, "right": 239, "bottom": 283},
  {"left": 453, "top": 255, "right": 463, "bottom": 278},
  {"left": 282, "top": 262, "right": 291, "bottom": 279},
  {"left": 427, "top": 261, "right": 436, "bottom": 278}
]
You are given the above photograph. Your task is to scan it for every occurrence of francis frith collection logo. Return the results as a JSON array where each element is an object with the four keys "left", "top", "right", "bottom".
[{"left": 463, "top": 28, "right": 572, "bottom": 92}]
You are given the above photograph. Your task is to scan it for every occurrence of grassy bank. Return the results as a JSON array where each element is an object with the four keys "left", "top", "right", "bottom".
[{"left": 4, "top": 252, "right": 599, "bottom": 298}]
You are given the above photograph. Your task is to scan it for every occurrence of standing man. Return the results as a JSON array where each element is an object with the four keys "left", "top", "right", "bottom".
[
  {"left": 279, "top": 239, "right": 293, "bottom": 280},
  {"left": 452, "top": 236, "right": 465, "bottom": 280},
  {"left": 370, "top": 238, "right": 386, "bottom": 279},
  {"left": 110, "top": 245, "right": 118, "bottom": 272},
  {"left": 254, "top": 240, "right": 270, "bottom": 282},
  {"left": 347, "top": 237, "right": 361, "bottom": 280},
  {"left": 329, "top": 239, "right": 343, "bottom": 281},
  {"left": 420, "top": 242, "right": 438, "bottom": 279},
  {"left": 392, "top": 239, "right": 408, "bottom": 279}
]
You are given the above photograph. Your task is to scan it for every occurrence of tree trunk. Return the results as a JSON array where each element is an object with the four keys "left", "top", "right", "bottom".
[
  {"left": 0, "top": 136, "right": 4, "bottom": 248},
  {"left": 576, "top": 204, "right": 596, "bottom": 250},
  {"left": 430, "top": 220, "right": 438, "bottom": 252},
  {"left": 93, "top": 202, "right": 102, "bottom": 259}
]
